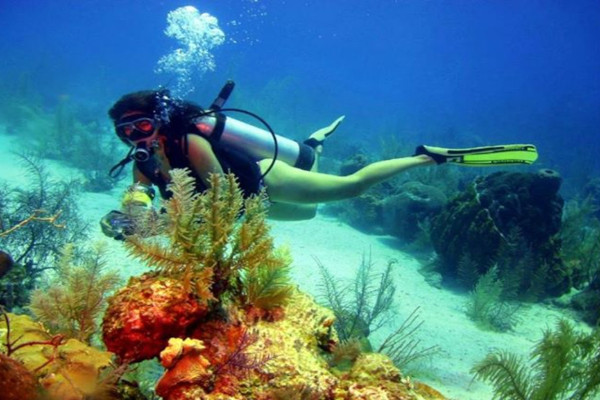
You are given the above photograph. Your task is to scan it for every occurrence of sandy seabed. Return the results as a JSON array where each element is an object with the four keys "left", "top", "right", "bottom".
[{"left": 0, "top": 131, "right": 583, "bottom": 400}]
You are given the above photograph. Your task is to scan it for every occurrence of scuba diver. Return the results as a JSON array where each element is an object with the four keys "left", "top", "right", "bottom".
[{"left": 100, "top": 82, "right": 538, "bottom": 240}]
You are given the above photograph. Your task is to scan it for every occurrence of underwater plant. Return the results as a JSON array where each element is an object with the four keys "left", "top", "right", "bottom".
[
  {"left": 317, "top": 254, "right": 438, "bottom": 370},
  {"left": 123, "top": 169, "right": 289, "bottom": 302},
  {"left": 240, "top": 246, "right": 294, "bottom": 311},
  {"left": 318, "top": 253, "right": 396, "bottom": 343},
  {"left": 465, "top": 265, "right": 521, "bottom": 332},
  {"left": 472, "top": 319, "right": 600, "bottom": 400},
  {"left": 29, "top": 242, "right": 121, "bottom": 344},
  {"left": 0, "top": 154, "right": 88, "bottom": 310}
]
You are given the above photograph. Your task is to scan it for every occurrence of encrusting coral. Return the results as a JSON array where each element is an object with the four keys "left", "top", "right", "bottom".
[
  {"left": 1, "top": 311, "right": 115, "bottom": 400},
  {"left": 101, "top": 169, "right": 445, "bottom": 399}
]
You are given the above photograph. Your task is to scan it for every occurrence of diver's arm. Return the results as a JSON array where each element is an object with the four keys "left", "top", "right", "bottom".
[{"left": 185, "top": 134, "right": 224, "bottom": 188}]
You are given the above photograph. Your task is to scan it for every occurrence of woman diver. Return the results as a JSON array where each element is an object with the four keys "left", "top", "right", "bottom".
[{"left": 100, "top": 83, "right": 538, "bottom": 239}]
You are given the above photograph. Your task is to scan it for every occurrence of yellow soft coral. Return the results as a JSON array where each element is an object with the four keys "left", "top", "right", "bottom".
[
  {"left": 1, "top": 313, "right": 113, "bottom": 400},
  {"left": 125, "top": 169, "right": 291, "bottom": 305}
]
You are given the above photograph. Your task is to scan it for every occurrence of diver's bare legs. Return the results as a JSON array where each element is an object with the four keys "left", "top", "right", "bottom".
[
  {"left": 262, "top": 154, "right": 434, "bottom": 210},
  {"left": 265, "top": 116, "right": 345, "bottom": 220}
]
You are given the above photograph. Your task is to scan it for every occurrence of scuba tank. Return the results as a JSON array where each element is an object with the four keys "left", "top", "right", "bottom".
[{"left": 195, "top": 80, "right": 315, "bottom": 171}]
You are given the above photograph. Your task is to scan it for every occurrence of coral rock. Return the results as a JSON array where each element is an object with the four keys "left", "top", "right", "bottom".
[
  {"left": 0, "top": 353, "right": 39, "bottom": 400},
  {"left": 1, "top": 313, "right": 113, "bottom": 400},
  {"left": 156, "top": 338, "right": 212, "bottom": 399},
  {"left": 430, "top": 170, "right": 567, "bottom": 296},
  {"left": 102, "top": 274, "right": 209, "bottom": 362},
  {"left": 381, "top": 181, "right": 447, "bottom": 241}
]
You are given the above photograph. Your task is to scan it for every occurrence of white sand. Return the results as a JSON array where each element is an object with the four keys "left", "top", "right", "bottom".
[{"left": 0, "top": 131, "right": 584, "bottom": 400}]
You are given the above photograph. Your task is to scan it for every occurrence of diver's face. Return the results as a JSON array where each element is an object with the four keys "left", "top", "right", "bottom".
[{"left": 115, "top": 112, "right": 160, "bottom": 147}]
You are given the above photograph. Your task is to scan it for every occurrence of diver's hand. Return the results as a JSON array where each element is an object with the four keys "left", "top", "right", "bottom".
[{"left": 100, "top": 210, "right": 134, "bottom": 241}]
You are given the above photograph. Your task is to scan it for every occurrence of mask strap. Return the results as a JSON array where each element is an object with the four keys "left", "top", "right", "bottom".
[{"left": 109, "top": 147, "right": 134, "bottom": 178}]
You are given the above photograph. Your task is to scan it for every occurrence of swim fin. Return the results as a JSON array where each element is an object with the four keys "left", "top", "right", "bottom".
[{"left": 414, "top": 144, "right": 538, "bottom": 166}]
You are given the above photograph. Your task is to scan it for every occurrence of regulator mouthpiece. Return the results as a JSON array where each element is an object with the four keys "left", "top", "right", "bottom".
[{"left": 132, "top": 145, "right": 152, "bottom": 162}]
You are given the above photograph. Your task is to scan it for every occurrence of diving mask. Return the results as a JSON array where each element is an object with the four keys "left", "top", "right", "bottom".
[{"left": 115, "top": 117, "right": 157, "bottom": 142}]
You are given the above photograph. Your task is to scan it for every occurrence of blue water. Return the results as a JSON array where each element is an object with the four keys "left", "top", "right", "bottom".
[
  {"left": 2, "top": 0, "right": 598, "bottom": 187},
  {"left": 1, "top": 2, "right": 599, "bottom": 398}
]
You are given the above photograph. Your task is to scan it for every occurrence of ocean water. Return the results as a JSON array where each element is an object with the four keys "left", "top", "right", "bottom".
[{"left": 1, "top": 1, "right": 600, "bottom": 399}]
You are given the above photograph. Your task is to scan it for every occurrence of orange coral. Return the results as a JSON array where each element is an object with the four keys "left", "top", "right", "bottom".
[
  {"left": 0, "top": 353, "right": 39, "bottom": 400},
  {"left": 156, "top": 338, "right": 212, "bottom": 399},
  {"left": 102, "top": 274, "right": 209, "bottom": 362}
]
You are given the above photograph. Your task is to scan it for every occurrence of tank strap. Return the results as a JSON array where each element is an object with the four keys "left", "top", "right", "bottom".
[{"left": 210, "top": 112, "right": 227, "bottom": 143}]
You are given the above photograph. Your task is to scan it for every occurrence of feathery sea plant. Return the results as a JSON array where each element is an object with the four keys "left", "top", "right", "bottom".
[
  {"left": 472, "top": 319, "right": 600, "bottom": 400},
  {"left": 240, "top": 246, "right": 294, "bottom": 310},
  {"left": 29, "top": 242, "right": 121, "bottom": 344},
  {"left": 560, "top": 197, "right": 600, "bottom": 286},
  {"left": 317, "top": 254, "right": 438, "bottom": 370},
  {"left": 317, "top": 252, "right": 396, "bottom": 342},
  {"left": 124, "top": 169, "right": 290, "bottom": 306},
  {"left": 466, "top": 265, "right": 520, "bottom": 332}
]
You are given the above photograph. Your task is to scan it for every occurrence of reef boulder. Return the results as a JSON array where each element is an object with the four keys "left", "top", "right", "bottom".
[
  {"left": 0, "top": 353, "right": 39, "bottom": 400},
  {"left": 430, "top": 169, "right": 568, "bottom": 297},
  {"left": 102, "top": 273, "right": 209, "bottom": 362}
]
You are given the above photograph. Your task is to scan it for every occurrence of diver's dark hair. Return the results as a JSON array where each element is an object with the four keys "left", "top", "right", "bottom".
[{"left": 108, "top": 90, "right": 205, "bottom": 134}]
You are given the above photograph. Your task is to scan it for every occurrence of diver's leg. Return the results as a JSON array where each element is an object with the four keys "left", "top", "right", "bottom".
[
  {"left": 260, "top": 154, "right": 434, "bottom": 204},
  {"left": 266, "top": 202, "right": 318, "bottom": 221},
  {"left": 305, "top": 116, "right": 345, "bottom": 172}
]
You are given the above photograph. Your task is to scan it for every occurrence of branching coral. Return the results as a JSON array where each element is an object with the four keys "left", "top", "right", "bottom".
[
  {"left": 29, "top": 242, "right": 121, "bottom": 344},
  {"left": 465, "top": 265, "right": 521, "bottom": 332},
  {"left": 317, "top": 253, "right": 396, "bottom": 343},
  {"left": 472, "top": 319, "right": 600, "bottom": 400}
]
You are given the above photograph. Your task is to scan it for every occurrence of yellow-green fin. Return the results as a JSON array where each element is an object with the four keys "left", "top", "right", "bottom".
[{"left": 450, "top": 144, "right": 538, "bottom": 166}]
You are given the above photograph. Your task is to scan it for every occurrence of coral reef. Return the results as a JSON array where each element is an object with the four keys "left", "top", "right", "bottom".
[
  {"left": 583, "top": 177, "right": 600, "bottom": 219},
  {"left": 100, "top": 169, "right": 445, "bottom": 399},
  {"left": 103, "top": 273, "right": 210, "bottom": 363},
  {"left": 318, "top": 253, "right": 439, "bottom": 371},
  {"left": 0, "top": 353, "right": 39, "bottom": 400},
  {"left": 430, "top": 169, "right": 568, "bottom": 297},
  {"left": 1, "top": 312, "right": 114, "bottom": 400},
  {"left": 465, "top": 266, "right": 520, "bottom": 332}
]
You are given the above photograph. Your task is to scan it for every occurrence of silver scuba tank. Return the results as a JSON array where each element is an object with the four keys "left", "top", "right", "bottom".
[
  {"left": 194, "top": 80, "right": 315, "bottom": 171},
  {"left": 194, "top": 115, "right": 315, "bottom": 170}
]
